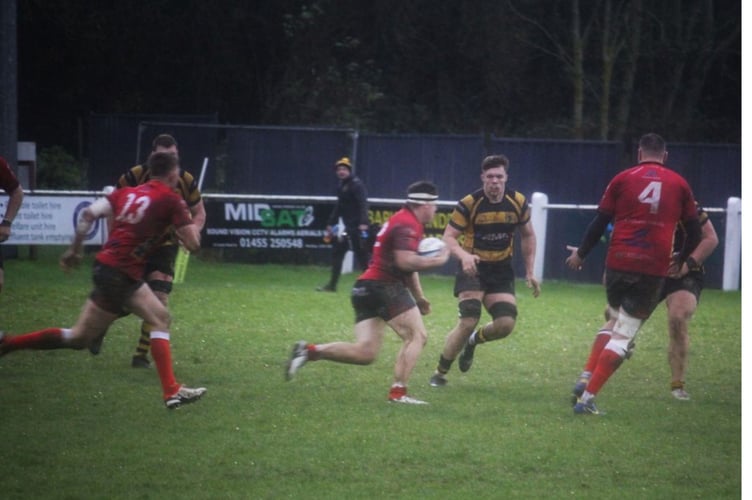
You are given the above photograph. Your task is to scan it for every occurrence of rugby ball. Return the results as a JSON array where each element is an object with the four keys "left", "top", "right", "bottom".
[{"left": 418, "top": 237, "right": 446, "bottom": 257}]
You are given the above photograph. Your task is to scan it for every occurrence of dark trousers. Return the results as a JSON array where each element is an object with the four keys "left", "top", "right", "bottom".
[{"left": 328, "top": 232, "right": 370, "bottom": 289}]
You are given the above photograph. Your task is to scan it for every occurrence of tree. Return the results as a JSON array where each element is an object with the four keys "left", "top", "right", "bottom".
[{"left": 640, "top": 0, "right": 741, "bottom": 140}]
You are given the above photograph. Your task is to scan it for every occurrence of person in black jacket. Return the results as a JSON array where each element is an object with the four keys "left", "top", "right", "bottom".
[{"left": 317, "top": 157, "right": 370, "bottom": 292}]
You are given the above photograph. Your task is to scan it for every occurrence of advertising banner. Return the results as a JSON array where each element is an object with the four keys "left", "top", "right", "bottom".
[
  {"left": 2, "top": 195, "right": 107, "bottom": 246},
  {"left": 202, "top": 197, "right": 453, "bottom": 252}
]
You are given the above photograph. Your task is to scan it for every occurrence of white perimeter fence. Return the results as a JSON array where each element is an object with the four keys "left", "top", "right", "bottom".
[
  {"left": 2, "top": 190, "right": 742, "bottom": 292},
  {"left": 529, "top": 193, "right": 742, "bottom": 292}
]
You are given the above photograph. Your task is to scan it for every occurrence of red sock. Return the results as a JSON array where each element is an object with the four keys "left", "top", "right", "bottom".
[
  {"left": 2, "top": 328, "right": 65, "bottom": 352},
  {"left": 586, "top": 348, "right": 624, "bottom": 396},
  {"left": 150, "top": 333, "right": 180, "bottom": 399},
  {"left": 388, "top": 385, "right": 407, "bottom": 400},
  {"left": 583, "top": 329, "right": 612, "bottom": 373},
  {"left": 306, "top": 343, "right": 320, "bottom": 361}
]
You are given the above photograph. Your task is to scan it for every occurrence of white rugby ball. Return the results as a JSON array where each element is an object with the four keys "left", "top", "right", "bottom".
[{"left": 418, "top": 237, "right": 445, "bottom": 257}]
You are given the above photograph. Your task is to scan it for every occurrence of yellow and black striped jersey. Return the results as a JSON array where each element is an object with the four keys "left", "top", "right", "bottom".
[
  {"left": 117, "top": 164, "right": 202, "bottom": 208},
  {"left": 448, "top": 188, "right": 531, "bottom": 262}
]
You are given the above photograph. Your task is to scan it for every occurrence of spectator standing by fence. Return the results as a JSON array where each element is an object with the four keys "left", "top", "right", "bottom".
[{"left": 317, "top": 157, "right": 370, "bottom": 292}]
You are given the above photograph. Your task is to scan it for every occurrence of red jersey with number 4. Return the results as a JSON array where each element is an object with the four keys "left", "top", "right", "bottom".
[
  {"left": 96, "top": 180, "right": 193, "bottom": 280},
  {"left": 600, "top": 162, "right": 698, "bottom": 277},
  {"left": 359, "top": 206, "right": 424, "bottom": 284}
]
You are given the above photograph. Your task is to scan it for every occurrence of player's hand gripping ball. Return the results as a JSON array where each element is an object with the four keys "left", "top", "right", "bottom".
[{"left": 417, "top": 237, "right": 446, "bottom": 257}]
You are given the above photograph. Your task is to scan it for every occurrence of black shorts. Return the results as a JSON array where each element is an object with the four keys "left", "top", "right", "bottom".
[
  {"left": 604, "top": 268, "right": 664, "bottom": 319},
  {"left": 350, "top": 280, "right": 416, "bottom": 323},
  {"left": 660, "top": 272, "right": 704, "bottom": 303},
  {"left": 453, "top": 260, "right": 515, "bottom": 297},
  {"left": 89, "top": 261, "right": 143, "bottom": 315},
  {"left": 144, "top": 244, "right": 179, "bottom": 278}
]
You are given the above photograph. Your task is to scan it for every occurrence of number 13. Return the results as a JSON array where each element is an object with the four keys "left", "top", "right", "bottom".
[{"left": 115, "top": 193, "right": 151, "bottom": 224}]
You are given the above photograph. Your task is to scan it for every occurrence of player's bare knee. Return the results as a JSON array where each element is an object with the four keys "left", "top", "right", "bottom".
[
  {"left": 356, "top": 346, "right": 378, "bottom": 365},
  {"left": 668, "top": 305, "right": 694, "bottom": 323},
  {"left": 413, "top": 328, "right": 428, "bottom": 348}
]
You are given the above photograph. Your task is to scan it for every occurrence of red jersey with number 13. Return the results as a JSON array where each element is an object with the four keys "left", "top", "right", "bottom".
[
  {"left": 599, "top": 162, "right": 697, "bottom": 277},
  {"left": 96, "top": 180, "right": 193, "bottom": 280}
]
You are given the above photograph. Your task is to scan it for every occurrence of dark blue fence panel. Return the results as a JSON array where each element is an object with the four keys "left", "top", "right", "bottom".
[
  {"left": 663, "top": 143, "right": 741, "bottom": 208},
  {"left": 357, "top": 133, "right": 485, "bottom": 200},
  {"left": 137, "top": 122, "right": 221, "bottom": 190},
  {"left": 225, "top": 127, "right": 355, "bottom": 195},
  {"left": 85, "top": 117, "right": 739, "bottom": 288},
  {"left": 489, "top": 137, "right": 623, "bottom": 204},
  {"left": 87, "top": 113, "right": 216, "bottom": 189}
]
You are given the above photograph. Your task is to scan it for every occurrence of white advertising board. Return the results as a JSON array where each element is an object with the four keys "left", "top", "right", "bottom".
[{"left": 1, "top": 195, "right": 107, "bottom": 245}]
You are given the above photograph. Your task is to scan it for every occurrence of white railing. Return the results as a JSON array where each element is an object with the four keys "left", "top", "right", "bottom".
[
  {"left": 530, "top": 193, "right": 741, "bottom": 291},
  {"left": 6, "top": 190, "right": 741, "bottom": 291}
]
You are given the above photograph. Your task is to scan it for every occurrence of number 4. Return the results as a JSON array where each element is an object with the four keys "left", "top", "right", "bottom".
[{"left": 638, "top": 181, "right": 662, "bottom": 214}]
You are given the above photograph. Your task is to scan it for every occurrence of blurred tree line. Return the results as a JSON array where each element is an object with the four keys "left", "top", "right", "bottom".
[{"left": 18, "top": 0, "right": 740, "bottom": 165}]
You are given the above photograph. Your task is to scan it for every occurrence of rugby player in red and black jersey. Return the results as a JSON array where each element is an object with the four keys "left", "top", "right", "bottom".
[
  {"left": 566, "top": 133, "right": 701, "bottom": 415},
  {"left": 429, "top": 154, "right": 540, "bottom": 388},
  {"left": 0, "top": 152, "right": 206, "bottom": 409},
  {"left": 0, "top": 155, "right": 24, "bottom": 294},
  {"left": 286, "top": 181, "right": 449, "bottom": 404},
  {"left": 569, "top": 203, "right": 718, "bottom": 404},
  {"left": 90, "top": 133, "right": 206, "bottom": 369}
]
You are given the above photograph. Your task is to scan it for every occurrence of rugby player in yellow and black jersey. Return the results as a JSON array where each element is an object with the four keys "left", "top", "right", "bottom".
[
  {"left": 429, "top": 154, "right": 540, "bottom": 387},
  {"left": 88, "top": 134, "right": 206, "bottom": 368}
]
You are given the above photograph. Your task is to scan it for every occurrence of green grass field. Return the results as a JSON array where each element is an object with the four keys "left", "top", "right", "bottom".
[{"left": 0, "top": 249, "right": 741, "bottom": 499}]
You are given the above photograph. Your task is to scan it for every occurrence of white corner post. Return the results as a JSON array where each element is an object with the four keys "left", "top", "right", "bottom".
[
  {"left": 338, "top": 217, "right": 354, "bottom": 274},
  {"left": 530, "top": 192, "right": 548, "bottom": 283},
  {"left": 722, "top": 197, "right": 741, "bottom": 291}
]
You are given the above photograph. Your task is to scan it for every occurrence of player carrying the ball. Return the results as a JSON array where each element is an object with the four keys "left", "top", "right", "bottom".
[
  {"left": 286, "top": 181, "right": 449, "bottom": 404},
  {"left": 429, "top": 154, "right": 540, "bottom": 388}
]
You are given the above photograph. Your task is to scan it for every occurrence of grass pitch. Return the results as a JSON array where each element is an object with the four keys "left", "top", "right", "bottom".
[{"left": 0, "top": 249, "right": 741, "bottom": 499}]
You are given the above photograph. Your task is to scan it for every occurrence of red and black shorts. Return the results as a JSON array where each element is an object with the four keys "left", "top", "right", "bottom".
[
  {"left": 89, "top": 260, "right": 143, "bottom": 316},
  {"left": 604, "top": 268, "right": 664, "bottom": 320},
  {"left": 350, "top": 279, "right": 416, "bottom": 323}
]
